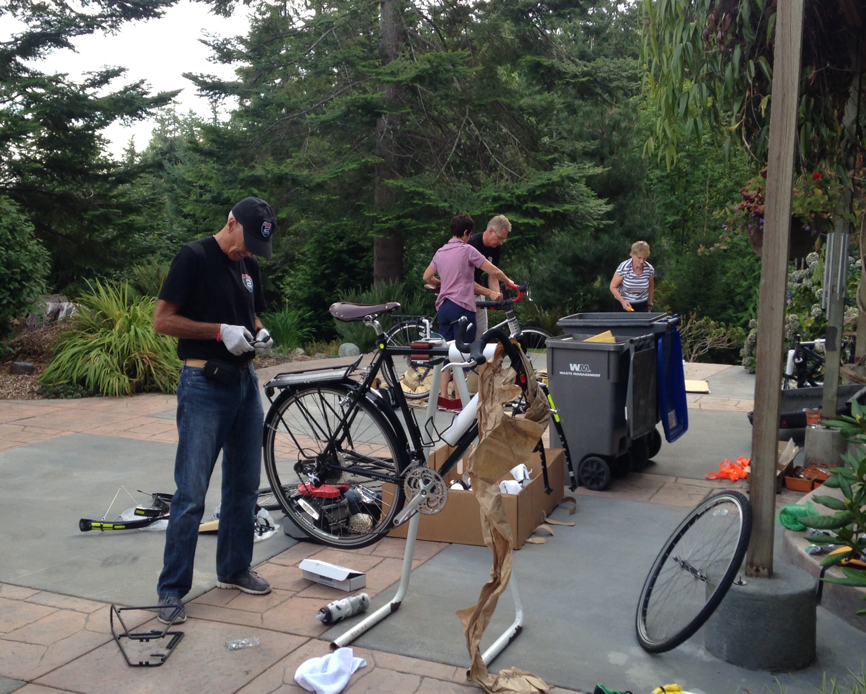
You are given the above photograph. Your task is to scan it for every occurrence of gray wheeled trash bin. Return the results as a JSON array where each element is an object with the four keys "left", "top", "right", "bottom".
[
  {"left": 546, "top": 332, "right": 657, "bottom": 491},
  {"left": 555, "top": 312, "right": 681, "bottom": 470}
]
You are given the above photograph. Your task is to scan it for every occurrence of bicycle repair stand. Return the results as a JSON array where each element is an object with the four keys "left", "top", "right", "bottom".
[
  {"left": 329, "top": 358, "right": 525, "bottom": 669},
  {"left": 328, "top": 511, "right": 525, "bottom": 667}
]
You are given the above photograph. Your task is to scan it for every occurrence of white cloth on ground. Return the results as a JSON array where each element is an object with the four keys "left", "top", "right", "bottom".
[{"left": 294, "top": 647, "right": 367, "bottom": 694}]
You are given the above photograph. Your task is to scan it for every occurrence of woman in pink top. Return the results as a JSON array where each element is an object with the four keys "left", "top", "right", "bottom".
[{"left": 423, "top": 215, "right": 507, "bottom": 405}]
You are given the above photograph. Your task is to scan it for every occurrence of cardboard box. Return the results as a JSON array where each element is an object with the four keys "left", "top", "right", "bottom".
[
  {"left": 299, "top": 559, "right": 367, "bottom": 591},
  {"left": 745, "top": 440, "right": 798, "bottom": 490},
  {"left": 389, "top": 448, "right": 565, "bottom": 549}
]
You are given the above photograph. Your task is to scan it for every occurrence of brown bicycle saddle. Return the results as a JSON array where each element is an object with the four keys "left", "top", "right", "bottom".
[{"left": 329, "top": 301, "right": 401, "bottom": 322}]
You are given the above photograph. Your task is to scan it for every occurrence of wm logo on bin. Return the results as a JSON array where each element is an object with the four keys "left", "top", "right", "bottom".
[{"left": 569, "top": 363, "right": 592, "bottom": 373}]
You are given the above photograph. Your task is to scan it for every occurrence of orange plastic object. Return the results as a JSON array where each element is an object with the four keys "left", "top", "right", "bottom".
[{"left": 705, "top": 458, "right": 750, "bottom": 481}]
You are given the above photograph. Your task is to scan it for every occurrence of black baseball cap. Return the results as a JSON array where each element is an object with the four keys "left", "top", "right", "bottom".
[{"left": 231, "top": 197, "right": 276, "bottom": 260}]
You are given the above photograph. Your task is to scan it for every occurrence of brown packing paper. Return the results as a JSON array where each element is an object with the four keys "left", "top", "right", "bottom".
[{"left": 456, "top": 343, "right": 551, "bottom": 694}]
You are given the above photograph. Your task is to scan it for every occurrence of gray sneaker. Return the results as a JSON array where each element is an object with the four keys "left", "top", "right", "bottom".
[
  {"left": 157, "top": 596, "right": 186, "bottom": 625},
  {"left": 216, "top": 569, "right": 271, "bottom": 595}
]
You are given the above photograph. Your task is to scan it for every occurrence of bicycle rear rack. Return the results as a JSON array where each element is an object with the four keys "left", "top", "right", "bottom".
[{"left": 110, "top": 604, "right": 184, "bottom": 667}]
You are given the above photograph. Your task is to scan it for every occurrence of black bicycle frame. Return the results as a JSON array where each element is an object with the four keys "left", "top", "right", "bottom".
[{"left": 268, "top": 330, "right": 482, "bottom": 488}]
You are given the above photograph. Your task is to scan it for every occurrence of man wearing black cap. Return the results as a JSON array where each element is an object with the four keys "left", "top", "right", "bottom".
[{"left": 152, "top": 197, "right": 277, "bottom": 624}]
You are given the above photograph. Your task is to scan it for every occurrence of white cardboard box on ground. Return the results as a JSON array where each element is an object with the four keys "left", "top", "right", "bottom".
[{"left": 299, "top": 558, "right": 367, "bottom": 591}]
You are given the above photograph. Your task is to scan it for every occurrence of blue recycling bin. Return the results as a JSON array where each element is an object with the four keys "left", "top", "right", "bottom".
[{"left": 657, "top": 329, "right": 688, "bottom": 443}]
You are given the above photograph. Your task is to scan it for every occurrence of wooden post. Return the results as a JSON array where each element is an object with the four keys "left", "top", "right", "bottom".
[{"left": 747, "top": 0, "right": 804, "bottom": 579}]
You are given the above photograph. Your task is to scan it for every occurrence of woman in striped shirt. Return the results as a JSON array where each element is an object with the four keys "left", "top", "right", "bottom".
[{"left": 610, "top": 241, "right": 654, "bottom": 312}]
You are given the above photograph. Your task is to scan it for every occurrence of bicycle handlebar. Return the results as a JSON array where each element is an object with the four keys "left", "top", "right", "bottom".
[
  {"left": 474, "top": 282, "right": 528, "bottom": 310},
  {"left": 454, "top": 316, "right": 525, "bottom": 371}
]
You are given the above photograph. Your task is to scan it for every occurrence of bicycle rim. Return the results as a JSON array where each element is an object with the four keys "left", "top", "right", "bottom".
[
  {"left": 385, "top": 320, "right": 436, "bottom": 401},
  {"left": 518, "top": 327, "right": 551, "bottom": 374},
  {"left": 263, "top": 383, "right": 407, "bottom": 549},
  {"left": 635, "top": 491, "right": 752, "bottom": 653}
]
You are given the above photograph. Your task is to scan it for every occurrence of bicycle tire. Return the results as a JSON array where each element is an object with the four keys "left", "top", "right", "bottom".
[
  {"left": 263, "top": 382, "right": 409, "bottom": 549},
  {"left": 635, "top": 490, "right": 752, "bottom": 653},
  {"left": 517, "top": 327, "right": 551, "bottom": 374},
  {"left": 79, "top": 515, "right": 170, "bottom": 532},
  {"left": 385, "top": 319, "right": 438, "bottom": 401}
]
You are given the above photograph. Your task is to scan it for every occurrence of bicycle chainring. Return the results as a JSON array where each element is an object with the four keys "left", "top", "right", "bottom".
[{"left": 403, "top": 467, "right": 448, "bottom": 515}]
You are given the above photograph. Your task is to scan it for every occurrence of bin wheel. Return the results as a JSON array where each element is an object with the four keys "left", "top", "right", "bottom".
[
  {"left": 647, "top": 429, "right": 663, "bottom": 459},
  {"left": 611, "top": 451, "right": 632, "bottom": 478},
  {"left": 631, "top": 436, "right": 650, "bottom": 472},
  {"left": 579, "top": 456, "right": 612, "bottom": 491}
]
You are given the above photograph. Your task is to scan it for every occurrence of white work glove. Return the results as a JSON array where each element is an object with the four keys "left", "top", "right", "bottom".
[
  {"left": 254, "top": 328, "right": 274, "bottom": 355},
  {"left": 220, "top": 324, "right": 255, "bottom": 356}
]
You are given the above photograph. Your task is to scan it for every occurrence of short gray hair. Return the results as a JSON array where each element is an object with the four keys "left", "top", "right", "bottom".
[{"left": 487, "top": 215, "right": 511, "bottom": 234}]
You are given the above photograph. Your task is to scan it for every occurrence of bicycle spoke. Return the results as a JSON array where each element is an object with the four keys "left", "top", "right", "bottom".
[{"left": 263, "top": 383, "right": 407, "bottom": 549}]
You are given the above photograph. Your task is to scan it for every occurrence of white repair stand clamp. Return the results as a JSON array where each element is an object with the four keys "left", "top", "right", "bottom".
[{"left": 329, "top": 356, "right": 525, "bottom": 666}]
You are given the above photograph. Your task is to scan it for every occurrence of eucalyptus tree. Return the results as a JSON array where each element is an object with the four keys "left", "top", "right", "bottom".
[{"left": 641, "top": 0, "right": 864, "bottom": 169}]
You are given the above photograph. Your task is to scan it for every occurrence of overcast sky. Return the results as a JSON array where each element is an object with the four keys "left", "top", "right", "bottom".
[{"left": 16, "top": 1, "right": 248, "bottom": 158}]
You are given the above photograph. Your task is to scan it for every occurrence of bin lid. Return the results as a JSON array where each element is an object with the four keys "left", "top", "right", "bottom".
[
  {"left": 545, "top": 334, "right": 632, "bottom": 352},
  {"left": 557, "top": 312, "right": 669, "bottom": 327}
]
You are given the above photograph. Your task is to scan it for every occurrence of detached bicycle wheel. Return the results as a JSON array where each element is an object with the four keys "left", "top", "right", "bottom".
[{"left": 635, "top": 491, "right": 752, "bottom": 653}]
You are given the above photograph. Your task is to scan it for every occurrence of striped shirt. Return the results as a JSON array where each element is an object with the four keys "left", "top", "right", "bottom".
[{"left": 615, "top": 259, "right": 654, "bottom": 303}]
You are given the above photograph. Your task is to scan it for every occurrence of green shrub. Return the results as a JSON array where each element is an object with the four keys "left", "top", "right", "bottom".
[
  {"left": 0, "top": 197, "right": 51, "bottom": 335},
  {"left": 333, "top": 281, "right": 436, "bottom": 353},
  {"left": 679, "top": 313, "right": 745, "bottom": 364},
  {"left": 128, "top": 262, "right": 170, "bottom": 298},
  {"left": 36, "top": 383, "right": 94, "bottom": 399},
  {"left": 39, "top": 280, "right": 181, "bottom": 397},
  {"left": 260, "top": 305, "right": 315, "bottom": 352}
]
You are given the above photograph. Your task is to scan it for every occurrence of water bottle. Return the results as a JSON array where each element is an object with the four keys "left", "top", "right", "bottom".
[{"left": 315, "top": 593, "right": 371, "bottom": 625}]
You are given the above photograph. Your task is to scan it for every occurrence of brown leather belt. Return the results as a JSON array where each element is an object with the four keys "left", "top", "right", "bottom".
[{"left": 183, "top": 359, "right": 251, "bottom": 370}]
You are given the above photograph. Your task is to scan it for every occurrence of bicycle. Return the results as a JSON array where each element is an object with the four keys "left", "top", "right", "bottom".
[
  {"left": 635, "top": 490, "right": 752, "bottom": 653},
  {"left": 385, "top": 283, "right": 552, "bottom": 401},
  {"left": 782, "top": 334, "right": 856, "bottom": 389},
  {"left": 260, "top": 302, "right": 548, "bottom": 549}
]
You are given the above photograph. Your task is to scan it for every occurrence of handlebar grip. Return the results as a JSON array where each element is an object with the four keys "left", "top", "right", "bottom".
[
  {"left": 454, "top": 317, "right": 482, "bottom": 363},
  {"left": 455, "top": 317, "right": 501, "bottom": 366}
]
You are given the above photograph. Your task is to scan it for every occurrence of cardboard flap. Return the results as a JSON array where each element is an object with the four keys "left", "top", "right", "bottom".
[{"left": 299, "top": 558, "right": 363, "bottom": 581}]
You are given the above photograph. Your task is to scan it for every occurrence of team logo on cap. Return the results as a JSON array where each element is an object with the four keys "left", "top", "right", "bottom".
[
  {"left": 242, "top": 274, "right": 254, "bottom": 292},
  {"left": 261, "top": 221, "right": 272, "bottom": 238}
]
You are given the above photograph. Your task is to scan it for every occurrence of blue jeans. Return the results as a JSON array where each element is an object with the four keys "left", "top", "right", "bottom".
[
  {"left": 437, "top": 300, "right": 477, "bottom": 342},
  {"left": 157, "top": 364, "right": 263, "bottom": 599}
]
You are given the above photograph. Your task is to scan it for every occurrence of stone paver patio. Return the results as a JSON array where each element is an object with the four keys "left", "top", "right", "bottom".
[{"left": 0, "top": 362, "right": 762, "bottom": 694}]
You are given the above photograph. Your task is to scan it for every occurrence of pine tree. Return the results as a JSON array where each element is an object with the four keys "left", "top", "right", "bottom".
[
  {"left": 184, "top": 0, "right": 638, "bottom": 326},
  {"left": 0, "top": 0, "right": 181, "bottom": 290}
]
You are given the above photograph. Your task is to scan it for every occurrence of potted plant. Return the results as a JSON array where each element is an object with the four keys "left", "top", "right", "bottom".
[
  {"left": 797, "top": 400, "right": 866, "bottom": 617},
  {"left": 720, "top": 165, "right": 862, "bottom": 260}
]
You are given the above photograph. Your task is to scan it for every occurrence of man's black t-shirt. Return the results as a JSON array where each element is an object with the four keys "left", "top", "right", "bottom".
[
  {"left": 159, "top": 237, "right": 267, "bottom": 363},
  {"left": 468, "top": 232, "right": 501, "bottom": 286}
]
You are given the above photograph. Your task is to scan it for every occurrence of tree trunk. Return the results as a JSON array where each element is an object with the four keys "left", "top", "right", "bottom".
[{"left": 373, "top": 0, "right": 404, "bottom": 287}]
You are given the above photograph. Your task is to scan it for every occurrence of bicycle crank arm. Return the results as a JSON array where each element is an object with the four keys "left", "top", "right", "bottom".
[{"left": 392, "top": 478, "right": 439, "bottom": 526}]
